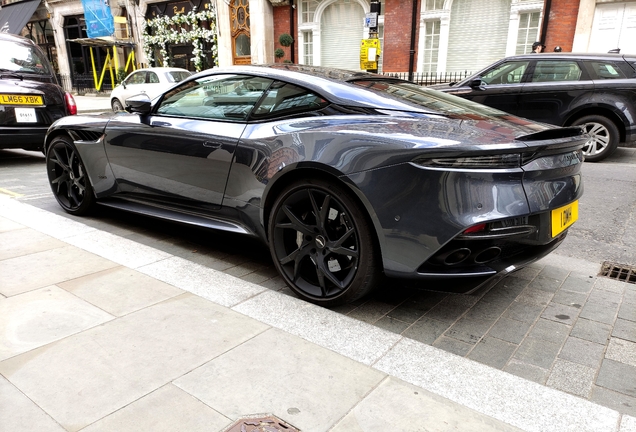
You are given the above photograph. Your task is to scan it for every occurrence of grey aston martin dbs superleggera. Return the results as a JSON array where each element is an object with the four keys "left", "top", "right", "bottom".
[{"left": 45, "top": 65, "right": 585, "bottom": 306}]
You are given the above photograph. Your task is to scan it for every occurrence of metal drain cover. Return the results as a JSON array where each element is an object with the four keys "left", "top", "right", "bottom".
[
  {"left": 599, "top": 261, "right": 636, "bottom": 284},
  {"left": 222, "top": 414, "right": 300, "bottom": 432}
]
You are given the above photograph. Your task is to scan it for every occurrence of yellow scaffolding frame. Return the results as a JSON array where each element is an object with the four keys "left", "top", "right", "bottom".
[{"left": 68, "top": 38, "right": 137, "bottom": 92}]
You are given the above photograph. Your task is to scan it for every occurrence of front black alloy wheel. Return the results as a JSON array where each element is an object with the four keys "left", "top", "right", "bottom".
[
  {"left": 268, "top": 178, "right": 380, "bottom": 307},
  {"left": 46, "top": 136, "right": 95, "bottom": 215}
]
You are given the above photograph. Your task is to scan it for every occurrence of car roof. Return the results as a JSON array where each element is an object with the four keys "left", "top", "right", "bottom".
[
  {"left": 193, "top": 64, "right": 380, "bottom": 84},
  {"left": 136, "top": 67, "right": 190, "bottom": 72},
  {"left": 187, "top": 65, "right": 432, "bottom": 112},
  {"left": 500, "top": 52, "right": 636, "bottom": 61}
]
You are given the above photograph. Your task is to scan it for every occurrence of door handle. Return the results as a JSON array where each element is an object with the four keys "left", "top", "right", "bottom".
[{"left": 203, "top": 141, "right": 221, "bottom": 149}]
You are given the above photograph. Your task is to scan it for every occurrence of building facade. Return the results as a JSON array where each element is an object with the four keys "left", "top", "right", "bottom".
[{"left": 2, "top": 0, "right": 635, "bottom": 92}]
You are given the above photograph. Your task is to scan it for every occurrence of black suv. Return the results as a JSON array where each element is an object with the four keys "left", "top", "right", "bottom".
[
  {"left": 0, "top": 33, "right": 76, "bottom": 151},
  {"left": 431, "top": 53, "right": 636, "bottom": 161}
]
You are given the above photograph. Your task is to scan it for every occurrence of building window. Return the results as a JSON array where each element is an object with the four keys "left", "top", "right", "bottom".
[
  {"left": 301, "top": 0, "right": 319, "bottom": 23},
  {"left": 303, "top": 31, "right": 313, "bottom": 65},
  {"left": 516, "top": 11, "right": 540, "bottom": 54},
  {"left": 425, "top": 0, "right": 444, "bottom": 11},
  {"left": 421, "top": 20, "right": 440, "bottom": 73}
]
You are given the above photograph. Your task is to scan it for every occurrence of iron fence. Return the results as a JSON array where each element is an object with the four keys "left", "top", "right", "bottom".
[
  {"left": 57, "top": 74, "right": 115, "bottom": 94},
  {"left": 381, "top": 71, "right": 472, "bottom": 86}
]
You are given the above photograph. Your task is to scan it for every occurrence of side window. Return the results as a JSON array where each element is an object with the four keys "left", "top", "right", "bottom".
[
  {"left": 531, "top": 61, "right": 582, "bottom": 82},
  {"left": 148, "top": 72, "right": 160, "bottom": 83},
  {"left": 127, "top": 72, "right": 146, "bottom": 85},
  {"left": 587, "top": 61, "right": 628, "bottom": 79},
  {"left": 480, "top": 61, "right": 529, "bottom": 85},
  {"left": 156, "top": 75, "right": 273, "bottom": 121},
  {"left": 251, "top": 82, "right": 328, "bottom": 118}
]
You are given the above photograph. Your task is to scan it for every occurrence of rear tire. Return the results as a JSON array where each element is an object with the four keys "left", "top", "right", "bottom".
[
  {"left": 572, "top": 115, "right": 619, "bottom": 162},
  {"left": 46, "top": 136, "right": 96, "bottom": 215},
  {"left": 268, "top": 178, "right": 380, "bottom": 307}
]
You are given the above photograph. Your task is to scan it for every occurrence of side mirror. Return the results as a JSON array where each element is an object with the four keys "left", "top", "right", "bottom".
[
  {"left": 469, "top": 78, "right": 485, "bottom": 89},
  {"left": 125, "top": 94, "right": 152, "bottom": 115},
  {"left": 122, "top": 81, "right": 127, "bottom": 89}
]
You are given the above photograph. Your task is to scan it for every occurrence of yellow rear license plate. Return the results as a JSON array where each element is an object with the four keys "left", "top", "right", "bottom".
[
  {"left": 0, "top": 94, "right": 43, "bottom": 106},
  {"left": 551, "top": 200, "right": 578, "bottom": 237}
]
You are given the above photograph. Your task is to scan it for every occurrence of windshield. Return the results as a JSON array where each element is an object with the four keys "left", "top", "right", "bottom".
[
  {"left": 351, "top": 79, "right": 509, "bottom": 117},
  {"left": 0, "top": 40, "right": 52, "bottom": 75}
]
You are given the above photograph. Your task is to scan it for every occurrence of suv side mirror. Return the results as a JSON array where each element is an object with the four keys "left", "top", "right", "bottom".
[{"left": 469, "top": 78, "right": 485, "bottom": 89}]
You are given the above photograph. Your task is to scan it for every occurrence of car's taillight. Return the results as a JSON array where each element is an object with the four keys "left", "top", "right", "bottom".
[
  {"left": 413, "top": 154, "right": 522, "bottom": 169},
  {"left": 463, "top": 223, "right": 487, "bottom": 234},
  {"left": 65, "top": 92, "right": 77, "bottom": 115}
]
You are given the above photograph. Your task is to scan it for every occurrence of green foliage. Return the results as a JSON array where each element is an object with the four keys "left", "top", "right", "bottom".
[
  {"left": 142, "top": 8, "right": 219, "bottom": 71},
  {"left": 116, "top": 67, "right": 127, "bottom": 83},
  {"left": 274, "top": 48, "right": 285, "bottom": 59},
  {"left": 283, "top": 59, "right": 292, "bottom": 63},
  {"left": 279, "top": 33, "right": 294, "bottom": 47}
]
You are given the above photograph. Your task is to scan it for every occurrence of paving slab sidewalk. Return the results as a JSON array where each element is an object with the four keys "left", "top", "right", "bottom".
[{"left": 1, "top": 196, "right": 634, "bottom": 432}]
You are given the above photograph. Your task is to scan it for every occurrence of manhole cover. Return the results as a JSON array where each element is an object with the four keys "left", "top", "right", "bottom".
[
  {"left": 222, "top": 414, "right": 300, "bottom": 432},
  {"left": 599, "top": 261, "right": 636, "bottom": 284}
]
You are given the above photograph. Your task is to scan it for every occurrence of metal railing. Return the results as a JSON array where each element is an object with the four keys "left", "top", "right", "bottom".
[
  {"left": 57, "top": 74, "right": 115, "bottom": 94},
  {"left": 382, "top": 71, "right": 472, "bottom": 86}
]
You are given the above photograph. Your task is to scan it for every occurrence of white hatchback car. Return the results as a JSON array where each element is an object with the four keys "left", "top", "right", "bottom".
[{"left": 110, "top": 67, "right": 191, "bottom": 111}]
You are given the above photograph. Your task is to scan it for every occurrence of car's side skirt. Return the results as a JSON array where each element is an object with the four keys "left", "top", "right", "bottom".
[{"left": 97, "top": 198, "right": 253, "bottom": 235}]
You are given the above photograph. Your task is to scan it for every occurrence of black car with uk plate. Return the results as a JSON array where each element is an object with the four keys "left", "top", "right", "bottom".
[{"left": 0, "top": 33, "right": 76, "bottom": 151}]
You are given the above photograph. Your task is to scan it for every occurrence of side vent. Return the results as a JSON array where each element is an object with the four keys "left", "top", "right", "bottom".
[{"left": 69, "top": 130, "right": 103, "bottom": 142}]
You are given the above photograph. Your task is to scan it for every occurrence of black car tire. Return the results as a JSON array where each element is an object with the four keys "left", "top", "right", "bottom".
[
  {"left": 268, "top": 178, "right": 380, "bottom": 307},
  {"left": 572, "top": 115, "right": 619, "bottom": 162},
  {"left": 46, "top": 136, "right": 96, "bottom": 215},
  {"left": 112, "top": 99, "right": 124, "bottom": 112}
]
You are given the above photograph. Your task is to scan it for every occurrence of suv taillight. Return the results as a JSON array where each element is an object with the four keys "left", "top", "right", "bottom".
[{"left": 65, "top": 92, "right": 77, "bottom": 115}]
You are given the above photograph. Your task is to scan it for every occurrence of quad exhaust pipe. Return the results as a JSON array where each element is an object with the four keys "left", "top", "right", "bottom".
[{"left": 439, "top": 246, "right": 502, "bottom": 266}]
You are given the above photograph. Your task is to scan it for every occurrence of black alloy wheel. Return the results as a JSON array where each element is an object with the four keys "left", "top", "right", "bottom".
[
  {"left": 112, "top": 99, "right": 124, "bottom": 112},
  {"left": 46, "top": 136, "right": 95, "bottom": 215},
  {"left": 269, "top": 178, "right": 379, "bottom": 307},
  {"left": 572, "top": 115, "right": 619, "bottom": 162}
]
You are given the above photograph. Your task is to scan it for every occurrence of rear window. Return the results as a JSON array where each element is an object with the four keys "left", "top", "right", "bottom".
[
  {"left": 167, "top": 71, "right": 191, "bottom": 83},
  {"left": 0, "top": 40, "right": 52, "bottom": 75},
  {"left": 351, "top": 79, "right": 510, "bottom": 117},
  {"left": 586, "top": 61, "right": 630, "bottom": 79}
]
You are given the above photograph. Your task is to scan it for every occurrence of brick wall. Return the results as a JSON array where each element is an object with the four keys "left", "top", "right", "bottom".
[
  {"left": 544, "top": 0, "right": 581, "bottom": 52},
  {"left": 382, "top": 0, "right": 420, "bottom": 72},
  {"left": 273, "top": 5, "right": 298, "bottom": 63}
]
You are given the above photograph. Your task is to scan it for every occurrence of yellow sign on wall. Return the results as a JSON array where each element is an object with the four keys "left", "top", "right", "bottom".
[{"left": 360, "top": 38, "right": 381, "bottom": 71}]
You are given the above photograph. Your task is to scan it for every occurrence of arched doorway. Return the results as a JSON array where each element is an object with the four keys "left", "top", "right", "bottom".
[{"left": 320, "top": 0, "right": 364, "bottom": 70}]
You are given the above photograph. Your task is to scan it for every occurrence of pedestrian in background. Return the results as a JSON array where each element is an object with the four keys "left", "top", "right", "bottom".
[{"left": 532, "top": 42, "right": 545, "bottom": 53}]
